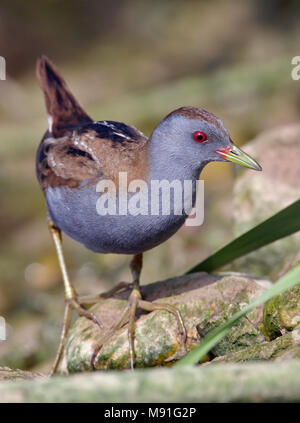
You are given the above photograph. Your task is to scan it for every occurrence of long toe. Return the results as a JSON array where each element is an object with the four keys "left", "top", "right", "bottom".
[{"left": 68, "top": 297, "right": 103, "bottom": 329}]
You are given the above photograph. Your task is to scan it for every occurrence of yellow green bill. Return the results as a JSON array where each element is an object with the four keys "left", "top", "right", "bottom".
[{"left": 216, "top": 143, "right": 262, "bottom": 171}]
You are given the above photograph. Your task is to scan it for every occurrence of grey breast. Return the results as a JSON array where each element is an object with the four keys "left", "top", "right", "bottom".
[{"left": 46, "top": 182, "right": 188, "bottom": 255}]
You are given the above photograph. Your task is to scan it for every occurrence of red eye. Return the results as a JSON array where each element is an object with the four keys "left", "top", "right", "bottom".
[{"left": 193, "top": 131, "right": 207, "bottom": 143}]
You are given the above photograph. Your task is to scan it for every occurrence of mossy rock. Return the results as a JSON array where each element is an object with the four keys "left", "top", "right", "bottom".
[
  {"left": 209, "top": 330, "right": 300, "bottom": 364},
  {"left": 196, "top": 303, "right": 265, "bottom": 357},
  {"left": 59, "top": 272, "right": 270, "bottom": 373},
  {"left": 275, "top": 346, "right": 300, "bottom": 361},
  {"left": 263, "top": 286, "right": 300, "bottom": 340}
]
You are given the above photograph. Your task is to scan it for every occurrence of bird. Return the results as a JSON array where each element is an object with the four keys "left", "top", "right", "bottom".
[{"left": 35, "top": 56, "right": 262, "bottom": 375}]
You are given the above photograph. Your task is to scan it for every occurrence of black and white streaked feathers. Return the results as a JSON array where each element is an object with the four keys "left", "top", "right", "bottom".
[{"left": 78, "top": 120, "right": 147, "bottom": 144}]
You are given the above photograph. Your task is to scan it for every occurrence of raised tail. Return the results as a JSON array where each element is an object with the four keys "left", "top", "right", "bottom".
[{"left": 36, "top": 56, "right": 92, "bottom": 137}]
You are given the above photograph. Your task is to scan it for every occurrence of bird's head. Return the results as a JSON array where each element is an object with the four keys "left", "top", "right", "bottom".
[{"left": 153, "top": 106, "right": 261, "bottom": 173}]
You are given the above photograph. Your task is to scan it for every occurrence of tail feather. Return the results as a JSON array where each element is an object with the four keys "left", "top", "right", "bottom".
[{"left": 36, "top": 56, "right": 92, "bottom": 137}]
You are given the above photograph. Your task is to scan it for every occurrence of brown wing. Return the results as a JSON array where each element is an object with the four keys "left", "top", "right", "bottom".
[
  {"left": 36, "top": 57, "right": 149, "bottom": 191},
  {"left": 36, "top": 131, "right": 103, "bottom": 190},
  {"left": 36, "top": 122, "right": 149, "bottom": 191}
]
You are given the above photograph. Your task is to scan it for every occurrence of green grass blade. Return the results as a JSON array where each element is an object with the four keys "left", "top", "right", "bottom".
[
  {"left": 176, "top": 262, "right": 300, "bottom": 366},
  {"left": 187, "top": 199, "right": 300, "bottom": 274}
]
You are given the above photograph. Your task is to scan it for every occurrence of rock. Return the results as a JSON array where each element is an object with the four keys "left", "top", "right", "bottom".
[
  {"left": 275, "top": 346, "right": 300, "bottom": 361},
  {"left": 1, "top": 362, "right": 300, "bottom": 402},
  {"left": 60, "top": 272, "right": 269, "bottom": 373},
  {"left": 263, "top": 286, "right": 300, "bottom": 339},
  {"left": 196, "top": 285, "right": 267, "bottom": 357},
  {"left": 209, "top": 331, "right": 299, "bottom": 364},
  {"left": 231, "top": 124, "right": 300, "bottom": 280},
  {"left": 0, "top": 366, "right": 44, "bottom": 382}
]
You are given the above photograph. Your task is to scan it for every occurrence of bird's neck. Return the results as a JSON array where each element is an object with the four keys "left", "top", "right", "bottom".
[{"left": 147, "top": 133, "right": 203, "bottom": 183}]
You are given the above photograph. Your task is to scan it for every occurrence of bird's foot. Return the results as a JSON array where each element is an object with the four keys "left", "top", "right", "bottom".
[
  {"left": 49, "top": 294, "right": 103, "bottom": 377},
  {"left": 78, "top": 281, "right": 133, "bottom": 304},
  {"left": 50, "top": 280, "right": 134, "bottom": 376},
  {"left": 67, "top": 296, "right": 103, "bottom": 328},
  {"left": 90, "top": 286, "right": 187, "bottom": 370}
]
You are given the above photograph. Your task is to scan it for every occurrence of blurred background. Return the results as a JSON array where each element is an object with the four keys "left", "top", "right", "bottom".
[{"left": 0, "top": 0, "right": 299, "bottom": 373}]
